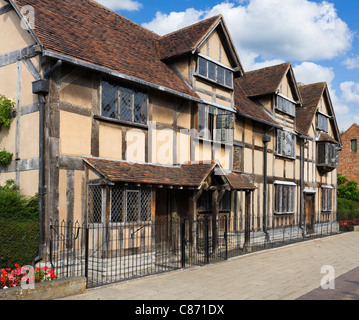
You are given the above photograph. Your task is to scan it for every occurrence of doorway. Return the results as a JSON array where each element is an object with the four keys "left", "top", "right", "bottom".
[{"left": 304, "top": 193, "right": 315, "bottom": 234}]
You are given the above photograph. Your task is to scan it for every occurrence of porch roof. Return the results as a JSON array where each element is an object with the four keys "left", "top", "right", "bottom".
[{"left": 83, "top": 157, "right": 256, "bottom": 191}]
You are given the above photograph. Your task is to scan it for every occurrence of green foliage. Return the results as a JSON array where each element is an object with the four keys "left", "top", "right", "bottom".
[
  {"left": 0, "top": 179, "right": 38, "bottom": 222},
  {"left": 337, "top": 173, "right": 359, "bottom": 201},
  {"left": 0, "top": 220, "right": 39, "bottom": 268},
  {"left": 0, "top": 180, "right": 39, "bottom": 268},
  {"left": 0, "top": 95, "right": 15, "bottom": 128},
  {"left": 0, "top": 148, "right": 13, "bottom": 165}
]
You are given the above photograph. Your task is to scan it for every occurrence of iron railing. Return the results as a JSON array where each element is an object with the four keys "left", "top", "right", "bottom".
[{"left": 47, "top": 215, "right": 340, "bottom": 288}]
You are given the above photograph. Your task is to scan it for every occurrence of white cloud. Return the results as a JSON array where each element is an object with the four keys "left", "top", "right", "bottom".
[
  {"left": 143, "top": 0, "right": 353, "bottom": 70},
  {"left": 343, "top": 56, "right": 359, "bottom": 70},
  {"left": 341, "top": 82, "right": 359, "bottom": 104},
  {"left": 293, "top": 62, "right": 350, "bottom": 117},
  {"left": 96, "top": 0, "right": 142, "bottom": 11},
  {"left": 142, "top": 8, "right": 204, "bottom": 35},
  {"left": 293, "top": 62, "right": 335, "bottom": 86}
]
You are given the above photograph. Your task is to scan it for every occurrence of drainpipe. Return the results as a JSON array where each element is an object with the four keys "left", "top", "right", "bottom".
[
  {"left": 31, "top": 60, "right": 62, "bottom": 267},
  {"left": 263, "top": 132, "right": 271, "bottom": 243}
]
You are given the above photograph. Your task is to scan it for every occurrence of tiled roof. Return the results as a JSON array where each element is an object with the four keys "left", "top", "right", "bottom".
[
  {"left": 12, "top": 0, "right": 199, "bottom": 99},
  {"left": 237, "top": 62, "right": 291, "bottom": 98},
  {"left": 296, "top": 83, "right": 326, "bottom": 135},
  {"left": 298, "top": 82, "right": 326, "bottom": 108},
  {"left": 234, "top": 79, "right": 280, "bottom": 128},
  {"left": 158, "top": 15, "right": 221, "bottom": 60},
  {"left": 317, "top": 132, "right": 338, "bottom": 144},
  {"left": 83, "top": 157, "right": 256, "bottom": 190}
]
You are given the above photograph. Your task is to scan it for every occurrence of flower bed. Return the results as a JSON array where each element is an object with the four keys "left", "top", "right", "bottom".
[
  {"left": 1, "top": 264, "right": 56, "bottom": 290},
  {"left": 338, "top": 218, "right": 359, "bottom": 230}
]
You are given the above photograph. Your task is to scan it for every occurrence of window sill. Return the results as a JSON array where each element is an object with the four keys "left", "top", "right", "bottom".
[
  {"left": 274, "top": 212, "right": 295, "bottom": 216},
  {"left": 94, "top": 115, "right": 148, "bottom": 130},
  {"left": 196, "top": 136, "right": 233, "bottom": 147},
  {"left": 194, "top": 74, "right": 233, "bottom": 91},
  {"left": 275, "top": 108, "right": 295, "bottom": 118},
  {"left": 274, "top": 153, "right": 296, "bottom": 161}
]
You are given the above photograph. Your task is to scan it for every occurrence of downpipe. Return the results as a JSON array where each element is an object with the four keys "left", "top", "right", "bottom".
[
  {"left": 262, "top": 132, "right": 271, "bottom": 243},
  {"left": 32, "top": 60, "right": 62, "bottom": 267}
]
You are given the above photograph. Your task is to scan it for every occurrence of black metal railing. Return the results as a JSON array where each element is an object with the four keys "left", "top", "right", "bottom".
[{"left": 47, "top": 215, "right": 341, "bottom": 288}]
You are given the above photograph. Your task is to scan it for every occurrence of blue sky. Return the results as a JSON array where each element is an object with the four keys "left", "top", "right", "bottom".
[{"left": 98, "top": 0, "right": 359, "bottom": 133}]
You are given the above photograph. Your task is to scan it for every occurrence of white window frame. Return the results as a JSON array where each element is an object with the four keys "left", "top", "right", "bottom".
[
  {"left": 274, "top": 181, "right": 296, "bottom": 215},
  {"left": 322, "top": 186, "right": 333, "bottom": 213},
  {"left": 276, "top": 94, "right": 296, "bottom": 117},
  {"left": 317, "top": 112, "right": 329, "bottom": 132},
  {"left": 196, "top": 55, "right": 234, "bottom": 89}
]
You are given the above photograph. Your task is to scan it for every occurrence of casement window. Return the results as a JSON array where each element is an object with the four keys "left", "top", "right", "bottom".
[
  {"left": 88, "top": 185, "right": 103, "bottom": 224},
  {"left": 101, "top": 79, "right": 148, "bottom": 125},
  {"left": 110, "top": 186, "right": 152, "bottom": 223},
  {"left": 274, "top": 182, "right": 296, "bottom": 214},
  {"left": 198, "top": 104, "right": 234, "bottom": 144},
  {"left": 197, "top": 56, "right": 233, "bottom": 88},
  {"left": 87, "top": 185, "right": 152, "bottom": 224},
  {"left": 276, "top": 95, "right": 296, "bottom": 117},
  {"left": 317, "top": 112, "right": 329, "bottom": 132},
  {"left": 351, "top": 139, "right": 357, "bottom": 152},
  {"left": 276, "top": 129, "right": 296, "bottom": 158},
  {"left": 322, "top": 186, "right": 333, "bottom": 213},
  {"left": 317, "top": 142, "right": 339, "bottom": 168}
]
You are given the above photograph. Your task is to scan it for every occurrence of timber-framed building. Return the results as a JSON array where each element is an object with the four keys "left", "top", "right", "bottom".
[{"left": 0, "top": 0, "right": 342, "bottom": 266}]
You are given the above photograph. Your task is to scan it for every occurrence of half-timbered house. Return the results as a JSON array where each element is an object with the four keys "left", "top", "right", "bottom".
[{"left": 0, "top": 0, "right": 341, "bottom": 276}]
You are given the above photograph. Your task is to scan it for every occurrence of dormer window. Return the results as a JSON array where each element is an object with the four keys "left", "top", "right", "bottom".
[
  {"left": 197, "top": 56, "right": 233, "bottom": 88},
  {"left": 317, "top": 112, "right": 329, "bottom": 132},
  {"left": 276, "top": 94, "right": 296, "bottom": 117}
]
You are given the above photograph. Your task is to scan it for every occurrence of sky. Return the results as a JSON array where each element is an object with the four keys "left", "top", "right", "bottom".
[{"left": 96, "top": 0, "right": 359, "bottom": 133}]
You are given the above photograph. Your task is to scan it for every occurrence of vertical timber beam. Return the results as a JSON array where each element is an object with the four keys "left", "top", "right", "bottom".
[{"left": 243, "top": 190, "right": 252, "bottom": 252}]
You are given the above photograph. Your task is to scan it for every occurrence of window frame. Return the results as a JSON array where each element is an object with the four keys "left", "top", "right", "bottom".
[
  {"left": 276, "top": 129, "right": 296, "bottom": 159},
  {"left": 317, "top": 142, "right": 339, "bottom": 168},
  {"left": 197, "top": 103, "right": 234, "bottom": 144},
  {"left": 110, "top": 186, "right": 152, "bottom": 224},
  {"left": 317, "top": 112, "right": 329, "bottom": 132},
  {"left": 196, "top": 55, "right": 234, "bottom": 89},
  {"left": 351, "top": 139, "right": 357, "bottom": 153},
  {"left": 101, "top": 79, "right": 148, "bottom": 126},
  {"left": 274, "top": 182, "right": 296, "bottom": 215},
  {"left": 276, "top": 94, "right": 296, "bottom": 117},
  {"left": 321, "top": 186, "right": 333, "bottom": 213}
]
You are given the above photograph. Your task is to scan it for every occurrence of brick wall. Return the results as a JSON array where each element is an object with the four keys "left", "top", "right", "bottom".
[{"left": 338, "top": 123, "right": 359, "bottom": 182}]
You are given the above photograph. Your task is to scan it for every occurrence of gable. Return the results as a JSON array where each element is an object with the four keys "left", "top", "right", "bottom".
[{"left": 198, "top": 28, "right": 234, "bottom": 70}]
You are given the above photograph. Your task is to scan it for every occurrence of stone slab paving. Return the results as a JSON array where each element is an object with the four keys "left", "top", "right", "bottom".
[{"left": 60, "top": 232, "right": 359, "bottom": 300}]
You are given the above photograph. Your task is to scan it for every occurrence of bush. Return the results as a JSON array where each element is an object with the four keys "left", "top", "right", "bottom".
[
  {"left": 0, "top": 220, "right": 39, "bottom": 268},
  {"left": 0, "top": 179, "right": 38, "bottom": 221},
  {"left": 0, "top": 95, "right": 15, "bottom": 128}
]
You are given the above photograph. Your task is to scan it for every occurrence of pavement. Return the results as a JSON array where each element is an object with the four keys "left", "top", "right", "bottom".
[{"left": 59, "top": 232, "right": 359, "bottom": 301}]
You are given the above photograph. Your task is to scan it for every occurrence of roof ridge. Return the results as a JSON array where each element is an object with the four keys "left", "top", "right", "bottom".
[
  {"left": 244, "top": 62, "right": 290, "bottom": 75},
  {"left": 160, "top": 14, "right": 222, "bottom": 39}
]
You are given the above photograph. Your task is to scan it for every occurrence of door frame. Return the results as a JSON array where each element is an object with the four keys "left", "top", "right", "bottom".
[{"left": 304, "top": 192, "right": 316, "bottom": 234}]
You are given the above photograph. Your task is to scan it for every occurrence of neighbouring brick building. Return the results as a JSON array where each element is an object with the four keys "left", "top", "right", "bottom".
[{"left": 338, "top": 123, "right": 359, "bottom": 182}]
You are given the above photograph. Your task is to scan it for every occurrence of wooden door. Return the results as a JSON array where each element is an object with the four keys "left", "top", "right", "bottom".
[{"left": 305, "top": 194, "right": 315, "bottom": 234}]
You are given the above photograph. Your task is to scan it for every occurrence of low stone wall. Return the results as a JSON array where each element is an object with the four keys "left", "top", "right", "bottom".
[{"left": 0, "top": 277, "right": 86, "bottom": 300}]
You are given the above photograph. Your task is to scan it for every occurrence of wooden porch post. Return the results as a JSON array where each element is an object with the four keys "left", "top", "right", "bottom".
[
  {"left": 212, "top": 189, "right": 219, "bottom": 252},
  {"left": 243, "top": 190, "right": 252, "bottom": 253}
]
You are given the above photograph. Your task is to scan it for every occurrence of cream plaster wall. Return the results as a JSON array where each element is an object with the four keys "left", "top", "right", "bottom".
[{"left": 59, "top": 111, "right": 91, "bottom": 156}]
